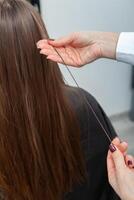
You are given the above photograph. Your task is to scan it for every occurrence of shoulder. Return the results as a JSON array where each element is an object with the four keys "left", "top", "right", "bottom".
[
  {"left": 64, "top": 86, "right": 103, "bottom": 121},
  {"left": 64, "top": 86, "right": 117, "bottom": 155},
  {"left": 65, "top": 86, "right": 114, "bottom": 127},
  {"left": 64, "top": 86, "right": 98, "bottom": 111}
]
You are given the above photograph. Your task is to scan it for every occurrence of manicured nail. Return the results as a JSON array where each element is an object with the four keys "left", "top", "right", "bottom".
[
  {"left": 128, "top": 160, "right": 133, "bottom": 166},
  {"left": 109, "top": 143, "right": 117, "bottom": 153}
]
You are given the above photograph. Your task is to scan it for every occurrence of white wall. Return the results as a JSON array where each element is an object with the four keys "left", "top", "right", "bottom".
[{"left": 40, "top": 0, "right": 134, "bottom": 116}]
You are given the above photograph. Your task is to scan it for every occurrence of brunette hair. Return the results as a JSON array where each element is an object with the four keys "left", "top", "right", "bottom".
[{"left": 0, "top": 0, "right": 86, "bottom": 199}]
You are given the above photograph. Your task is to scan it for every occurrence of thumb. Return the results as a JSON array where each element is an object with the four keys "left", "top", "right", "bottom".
[
  {"left": 48, "top": 33, "right": 75, "bottom": 47},
  {"left": 109, "top": 143, "right": 126, "bottom": 172}
]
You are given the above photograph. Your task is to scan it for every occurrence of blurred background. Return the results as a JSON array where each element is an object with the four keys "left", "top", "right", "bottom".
[{"left": 29, "top": 0, "right": 134, "bottom": 154}]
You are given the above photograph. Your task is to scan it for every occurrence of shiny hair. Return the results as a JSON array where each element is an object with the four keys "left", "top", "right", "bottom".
[{"left": 0, "top": 0, "right": 86, "bottom": 199}]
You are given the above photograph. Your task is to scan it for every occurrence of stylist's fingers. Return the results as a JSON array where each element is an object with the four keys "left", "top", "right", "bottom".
[
  {"left": 107, "top": 150, "right": 115, "bottom": 173},
  {"left": 112, "top": 137, "right": 128, "bottom": 154},
  {"left": 112, "top": 137, "right": 120, "bottom": 145},
  {"left": 107, "top": 139, "right": 122, "bottom": 181},
  {"left": 118, "top": 142, "right": 128, "bottom": 155},
  {"left": 109, "top": 144, "right": 126, "bottom": 173},
  {"left": 37, "top": 39, "right": 49, "bottom": 49},
  {"left": 47, "top": 33, "right": 75, "bottom": 47},
  {"left": 107, "top": 150, "right": 117, "bottom": 187},
  {"left": 125, "top": 155, "right": 134, "bottom": 169}
]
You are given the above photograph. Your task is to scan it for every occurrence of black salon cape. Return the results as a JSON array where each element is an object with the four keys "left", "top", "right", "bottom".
[{"left": 64, "top": 87, "right": 121, "bottom": 200}]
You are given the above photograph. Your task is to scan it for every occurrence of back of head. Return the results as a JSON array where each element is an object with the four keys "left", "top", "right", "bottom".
[{"left": 0, "top": 0, "right": 86, "bottom": 199}]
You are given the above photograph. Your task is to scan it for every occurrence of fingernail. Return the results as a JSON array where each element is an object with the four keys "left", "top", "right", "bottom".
[
  {"left": 109, "top": 143, "right": 117, "bottom": 153},
  {"left": 36, "top": 44, "right": 41, "bottom": 49},
  {"left": 128, "top": 160, "right": 133, "bottom": 166},
  {"left": 48, "top": 38, "right": 55, "bottom": 41},
  {"left": 48, "top": 39, "right": 55, "bottom": 43}
]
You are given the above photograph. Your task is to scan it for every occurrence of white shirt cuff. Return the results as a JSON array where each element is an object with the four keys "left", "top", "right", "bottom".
[{"left": 116, "top": 32, "right": 134, "bottom": 65}]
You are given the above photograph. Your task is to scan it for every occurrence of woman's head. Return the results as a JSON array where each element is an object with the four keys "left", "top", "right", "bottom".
[
  {"left": 0, "top": 0, "right": 62, "bottom": 89},
  {"left": 0, "top": 1, "right": 86, "bottom": 199}
]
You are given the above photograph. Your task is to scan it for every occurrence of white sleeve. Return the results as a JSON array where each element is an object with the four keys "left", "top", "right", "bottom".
[{"left": 116, "top": 32, "right": 134, "bottom": 65}]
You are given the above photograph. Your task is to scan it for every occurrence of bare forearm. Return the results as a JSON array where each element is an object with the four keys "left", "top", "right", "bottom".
[{"left": 95, "top": 32, "right": 120, "bottom": 59}]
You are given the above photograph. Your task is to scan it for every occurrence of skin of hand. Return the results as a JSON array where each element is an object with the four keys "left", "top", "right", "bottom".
[
  {"left": 107, "top": 139, "right": 134, "bottom": 200},
  {"left": 37, "top": 31, "right": 120, "bottom": 67}
]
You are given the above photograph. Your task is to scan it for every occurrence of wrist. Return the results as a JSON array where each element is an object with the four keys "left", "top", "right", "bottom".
[{"left": 96, "top": 32, "right": 120, "bottom": 59}]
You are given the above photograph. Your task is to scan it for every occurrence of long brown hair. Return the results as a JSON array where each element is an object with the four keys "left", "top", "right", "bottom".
[{"left": 0, "top": 0, "right": 86, "bottom": 199}]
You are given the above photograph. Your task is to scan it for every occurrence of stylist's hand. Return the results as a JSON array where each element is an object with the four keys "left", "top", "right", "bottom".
[
  {"left": 37, "top": 31, "right": 119, "bottom": 67},
  {"left": 107, "top": 140, "right": 134, "bottom": 200}
]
